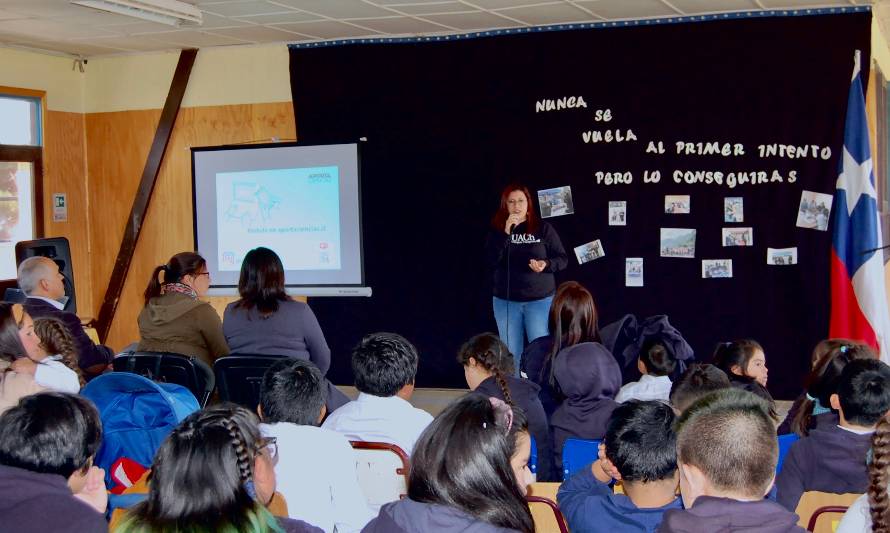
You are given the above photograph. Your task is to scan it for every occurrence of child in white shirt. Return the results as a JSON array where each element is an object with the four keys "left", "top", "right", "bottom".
[
  {"left": 11, "top": 314, "right": 82, "bottom": 393},
  {"left": 615, "top": 339, "right": 676, "bottom": 403}
]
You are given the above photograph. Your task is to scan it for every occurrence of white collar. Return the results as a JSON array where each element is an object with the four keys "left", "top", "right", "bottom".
[
  {"left": 837, "top": 424, "right": 875, "bottom": 435},
  {"left": 356, "top": 392, "right": 411, "bottom": 406},
  {"left": 28, "top": 295, "right": 64, "bottom": 310}
]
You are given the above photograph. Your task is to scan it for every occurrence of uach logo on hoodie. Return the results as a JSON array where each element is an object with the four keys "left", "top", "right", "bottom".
[{"left": 511, "top": 233, "right": 541, "bottom": 244}]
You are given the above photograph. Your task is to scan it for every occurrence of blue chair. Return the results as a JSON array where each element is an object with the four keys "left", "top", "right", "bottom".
[
  {"left": 562, "top": 438, "right": 601, "bottom": 480},
  {"left": 530, "top": 436, "right": 538, "bottom": 477},
  {"left": 777, "top": 433, "right": 800, "bottom": 474}
]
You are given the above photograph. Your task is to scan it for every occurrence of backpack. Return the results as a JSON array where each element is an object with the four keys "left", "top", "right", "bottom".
[{"left": 81, "top": 372, "right": 199, "bottom": 489}]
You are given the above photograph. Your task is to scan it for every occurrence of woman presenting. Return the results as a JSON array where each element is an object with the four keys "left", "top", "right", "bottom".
[{"left": 486, "top": 183, "right": 567, "bottom": 373}]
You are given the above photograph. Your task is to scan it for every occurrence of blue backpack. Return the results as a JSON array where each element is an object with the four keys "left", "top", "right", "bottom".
[{"left": 81, "top": 372, "right": 200, "bottom": 488}]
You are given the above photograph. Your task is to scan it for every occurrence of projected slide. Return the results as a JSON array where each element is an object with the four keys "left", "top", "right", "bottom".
[{"left": 216, "top": 166, "right": 341, "bottom": 271}]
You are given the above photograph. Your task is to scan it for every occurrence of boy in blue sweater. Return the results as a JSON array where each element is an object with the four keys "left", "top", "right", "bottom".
[{"left": 557, "top": 400, "right": 682, "bottom": 533}]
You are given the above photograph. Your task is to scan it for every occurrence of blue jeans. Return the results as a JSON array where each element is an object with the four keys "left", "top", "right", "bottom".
[{"left": 492, "top": 295, "right": 553, "bottom": 375}]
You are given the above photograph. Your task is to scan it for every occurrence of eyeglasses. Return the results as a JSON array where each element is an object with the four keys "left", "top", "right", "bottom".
[{"left": 194, "top": 271, "right": 211, "bottom": 279}]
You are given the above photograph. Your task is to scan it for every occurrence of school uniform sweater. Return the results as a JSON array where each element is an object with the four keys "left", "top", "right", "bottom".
[
  {"left": 557, "top": 464, "right": 682, "bottom": 533},
  {"left": 775, "top": 422, "right": 872, "bottom": 511},
  {"left": 658, "top": 496, "right": 805, "bottom": 532}
]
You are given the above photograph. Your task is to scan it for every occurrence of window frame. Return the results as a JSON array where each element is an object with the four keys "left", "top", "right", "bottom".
[{"left": 0, "top": 86, "right": 45, "bottom": 240}]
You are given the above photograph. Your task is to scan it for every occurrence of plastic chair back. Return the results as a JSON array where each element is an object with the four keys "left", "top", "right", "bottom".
[
  {"left": 530, "top": 435, "right": 538, "bottom": 481},
  {"left": 213, "top": 354, "right": 287, "bottom": 411},
  {"left": 806, "top": 505, "right": 851, "bottom": 533},
  {"left": 562, "top": 438, "right": 601, "bottom": 480},
  {"left": 113, "top": 351, "right": 215, "bottom": 406},
  {"left": 350, "top": 441, "right": 409, "bottom": 510},
  {"left": 777, "top": 433, "right": 801, "bottom": 474},
  {"left": 795, "top": 492, "right": 861, "bottom": 531},
  {"left": 527, "top": 495, "right": 569, "bottom": 533}
]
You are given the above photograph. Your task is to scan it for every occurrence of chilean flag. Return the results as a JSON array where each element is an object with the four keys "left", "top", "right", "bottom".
[{"left": 830, "top": 50, "right": 890, "bottom": 362}]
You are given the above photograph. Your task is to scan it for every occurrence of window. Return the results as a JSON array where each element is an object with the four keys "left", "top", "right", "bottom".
[{"left": 0, "top": 89, "right": 44, "bottom": 280}]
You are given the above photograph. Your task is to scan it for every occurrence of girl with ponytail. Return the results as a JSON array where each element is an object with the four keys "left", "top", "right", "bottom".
[
  {"left": 458, "top": 333, "right": 556, "bottom": 481},
  {"left": 137, "top": 252, "right": 229, "bottom": 365},
  {"left": 778, "top": 340, "right": 874, "bottom": 436},
  {"left": 115, "top": 403, "right": 321, "bottom": 533}
]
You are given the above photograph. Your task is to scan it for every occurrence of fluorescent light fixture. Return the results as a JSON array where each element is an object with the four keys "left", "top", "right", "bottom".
[{"left": 70, "top": 0, "right": 202, "bottom": 27}]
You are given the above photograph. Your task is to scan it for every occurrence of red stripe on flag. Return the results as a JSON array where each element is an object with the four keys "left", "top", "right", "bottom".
[{"left": 830, "top": 250, "right": 879, "bottom": 351}]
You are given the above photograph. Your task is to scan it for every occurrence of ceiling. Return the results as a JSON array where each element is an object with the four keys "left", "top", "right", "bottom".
[{"left": 0, "top": 0, "right": 878, "bottom": 58}]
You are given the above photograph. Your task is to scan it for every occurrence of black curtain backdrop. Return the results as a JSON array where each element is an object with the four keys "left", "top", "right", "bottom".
[{"left": 289, "top": 12, "right": 871, "bottom": 399}]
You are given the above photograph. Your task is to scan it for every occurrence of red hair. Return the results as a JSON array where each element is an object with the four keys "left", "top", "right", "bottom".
[{"left": 491, "top": 183, "right": 539, "bottom": 234}]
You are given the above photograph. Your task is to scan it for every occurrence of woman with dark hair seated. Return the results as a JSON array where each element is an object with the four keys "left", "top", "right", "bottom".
[
  {"left": 363, "top": 394, "right": 535, "bottom": 533},
  {"left": 0, "top": 392, "right": 107, "bottom": 533},
  {"left": 224, "top": 247, "right": 330, "bottom": 365},
  {"left": 137, "top": 252, "right": 229, "bottom": 366},
  {"left": 115, "top": 403, "right": 322, "bottom": 533},
  {"left": 224, "top": 247, "right": 348, "bottom": 412}
]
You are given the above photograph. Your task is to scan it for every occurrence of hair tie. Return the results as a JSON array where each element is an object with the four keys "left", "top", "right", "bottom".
[
  {"left": 243, "top": 479, "right": 257, "bottom": 499},
  {"left": 839, "top": 345, "right": 849, "bottom": 354},
  {"left": 488, "top": 396, "right": 513, "bottom": 435},
  {"left": 806, "top": 393, "right": 817, "bottom": 402}
]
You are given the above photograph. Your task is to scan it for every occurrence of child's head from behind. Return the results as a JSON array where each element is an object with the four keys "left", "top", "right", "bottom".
[
  {"left": 675, "top": 388, "right": 776, "bottom": 507},
  {"left": 605, "top": 400, "right": 677, "bottom": 484},
  {"left": 638, "top": 339, "right": 677, "bottom": 377},
  {"left": 832, "top": 358, "right": 890, "bottom": 429},
  {"left": 352, "top": 332, "right": 418, "bottom": 398},
  {"left": 669, "top": 364, "right": 731, "bottom": 413},
  {"left": 712, "top": 340, "right": 767, "bottom": 387},
  {"left": 792, "top": 340, "right": 874, "bottom": 435},
  {"left": 457, "top": 332, "right": 514, "bottom": 393},
  {"left": 259, "top": 358, "right": 327, "bottom": 426},
  {"left": 408, "top": 394, "right": 534, "bottom": 533}
]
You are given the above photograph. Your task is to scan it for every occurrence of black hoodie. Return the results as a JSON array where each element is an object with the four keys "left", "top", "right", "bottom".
[{"left": 362, "top": 498, "right": 521, "bottom": 533}]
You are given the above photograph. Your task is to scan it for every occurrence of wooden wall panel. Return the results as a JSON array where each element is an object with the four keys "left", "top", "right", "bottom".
[
  {"left": 85, "top": 109, "right": 160, "bottom": 337},
  {"left": 43, "top": 110, "right": 92, "bottom": 317},
  {"left": 86, "top": 102, "right": 295, "bottom": 350}
]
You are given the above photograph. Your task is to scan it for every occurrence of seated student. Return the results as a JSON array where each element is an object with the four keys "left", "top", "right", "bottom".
[
  {"left": 115, "top": 403, "right": 322, "bottom": 533},
  {"left": 616, "top": 340, "right": 677, "bottom": 403},
  {"left": 136, "top": 252, "right": 229, "bottom": 366},
  {"left": 259, "top": 358, "right": 374, "bottom": 532},
  {"left": 18, "top": 256, "right": 113, "bottom": 378},
  {"left": 459, "top": 332, "right": 556, "bottom": 481},
  {"left": 520, "top": 281, "right": 600, "bottom": 418},
  {"left": 0, "top": 392, "right": 107, "bottom": 533},
  {"left": 558, "top": 400, "right": 682, "bottom": 532},
  {"left": 668, "top": 364, "right": 731, "bottom": 413},
  {"left": 363, "top": 394, "right": 535, "bottom": 532},
  {"left": 323, "top": 332, "right": 433, "bottom": 455},
  {"left": 659, "top": 388, "right": 805, "bottom": 533},
  {"left": 11, "top": 314, "right": 83, "bottom": 393},
  {"left": 778, "top": 340, "right": 873, "bottom": 435},
  {"left": 712, "top": 340, "right": 775, "bottom": 407},
  {"left": 550, "top": 338, "right": 622, "bottom": 465},
  {"left": 0, "top": 303, "right": 48, "bottom": 412},
  {"left": 776, "top": 358, "right": 890, "bottom": 511}
]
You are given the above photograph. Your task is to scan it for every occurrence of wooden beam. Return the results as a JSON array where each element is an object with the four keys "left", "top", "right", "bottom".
[{"left": 95, "top": 49, "right": 197, "bottom": 342}]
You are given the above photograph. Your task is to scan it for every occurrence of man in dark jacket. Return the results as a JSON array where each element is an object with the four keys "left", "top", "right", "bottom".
[
  {"left": 18, "top": 256, "right": 113, "bottom": 377},
  {"left": 776, "top": 358, "right": 890, "bottom": 510},
  {"left": 659, "top": 388, "right": 804, "bottom": 533},
  {"left": 0, "top": 392, "right": 107, "bottom": 533}
]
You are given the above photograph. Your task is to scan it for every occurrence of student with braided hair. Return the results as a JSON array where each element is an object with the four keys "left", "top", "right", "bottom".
[
  {"left": 115, "top": 403, "right": 322, "bottom": 533},
  {"left": 459, "top": 333, "right": 555, "bottom": 481},
  {"left": 836, "top": 412, "right": 890, "bottom": 532},
  {"left": 11, "top": 313, "right": 83, "bottom": 393}
]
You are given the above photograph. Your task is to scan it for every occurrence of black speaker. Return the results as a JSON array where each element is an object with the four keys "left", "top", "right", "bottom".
[{"left": 15, "top": 237, "right": 77, "bottom": 315}]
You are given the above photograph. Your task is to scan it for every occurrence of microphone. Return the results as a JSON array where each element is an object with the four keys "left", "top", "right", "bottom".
[{"left": 509, "top": 223, "right": 516, "bottom": 233}]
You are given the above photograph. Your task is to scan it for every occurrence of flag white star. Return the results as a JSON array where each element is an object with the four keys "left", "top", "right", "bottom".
[{"left": 836, "top": 146, "right": 876, "bottom": 217}]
